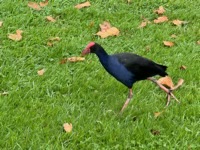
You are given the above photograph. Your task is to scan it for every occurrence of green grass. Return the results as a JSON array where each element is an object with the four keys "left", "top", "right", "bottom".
[{"left": 0, "top": 0, "right": 200, "bottom": 149}]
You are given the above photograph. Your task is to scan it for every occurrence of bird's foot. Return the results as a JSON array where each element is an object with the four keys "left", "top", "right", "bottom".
[
  {"left": 165, "top": 89, "right": 180, "bottom": 107},
  {"left": 147, "top": 77, "right": 181, "bottom": 107}
]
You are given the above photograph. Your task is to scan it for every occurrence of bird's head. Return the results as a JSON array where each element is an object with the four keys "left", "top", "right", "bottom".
[{"left": 81, "top": 42, "right": 96, "bottom": 56}]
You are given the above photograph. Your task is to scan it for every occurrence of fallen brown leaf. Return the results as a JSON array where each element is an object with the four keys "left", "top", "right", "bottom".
[
  {"left": 63, "top": 123, "right": 72, "bottom": 133},
  {"left": 151, "top": 129, "right": 160, "bottom": 135},
  {"left": 197, "top": 40, "right": 200, "bottom": 45},
  {"left": 40, "top": 0, "right": 48, "bottom": 7},
  {"left": 47, "top": 42, "right": 53, "bottom": 47},
  {"left": 97, "top": 27, "right": 119, "bottom": 38},
  {"left": 172, "top": 20, "right": 184, "bottom": 26},
  {"left": 96, "top": 22, "right": 119, "bottom": 38},
  {"left": 171, "top": 34, "right": 177, "bottom": 38},
  {"left": 138, "top": 21, "right": 147, "bottom": 28},
  {"left": 47, "top": 37, "right": 61, "bottom": 46},
  {"left": 154, "top": 111, "right": 164, "bottom": 118},
  {"left": 180, "top": 65, "right": 187, "bottom": 70},
  {"left": 158, "top": 76, "right": 174, "bottom": 89},
  {"left": 67, "top": 57, "right": 85, "bottom": 62},
  {"left": 37, "top": 69, "right": 45, "bottom": 76},
  {"left": 150, "top": 129, "right": 160, "bottom": 135},
  {"left": 163, "top": 41, "right": 174, "bottom": 47},
  {"left": 0, "top": 21, "right": 3, "bottom": 27},
  {"left": 0, "top": 91, "right": 9, "bottom": 96},
  {"left": 154, "top": 6, "right": 165, "bottom": 15},
  {"left": 49, "top": 37, "right": 61, "bottom": 41},
  {"left": 75, "top": 1, "right": 91, "bottom": 9},
  {"left": 154, "top": 16, "right": 168, "bottom": 24},
  {"left": 46, "top": 16, "right": 56, "bottom": 22},
  {"left": 145, "top": 45, "right": 151, "bottom": 51},
  {"left": 28, "top": 2, "right": 41, "bottom": 11},
  {"left": 127, "top": 0, "right": 132, "bottom": 4},
  {"left": 99, "top": 21, "right": 111, "bottom": 32},
  {"left": 8, "top": 30, "right": 23, "bottom": 41}
]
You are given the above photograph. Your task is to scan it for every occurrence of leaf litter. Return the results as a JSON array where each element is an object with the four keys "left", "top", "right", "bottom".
[
  {"left": 75, "top": 1, "right": 91, "bottom": 9},
  {"left": 180, "top": 65, "right": 187, "bottom": 70},
  {"left": 28, "top": 0, "right": 48, "bottom": 10},
  {"left": 96, "top": 21, "right": 120, "bottom": 38},
  {"left": 154, "top": 16, "right": 168, "bottom": 24},
  {"left": 8, "top": 30, "right": 23, "bottom": 41},
  {"left": 0, "top": 21, "right": 3, "bottom": 27},
  {"left": 163, "top": 41, "right": 174, "bottom": 47},
  {"left": 158, "top": 76, "right": 184, "bottom": 91},
  {"left": 28, "top": 2, "right": 41, "bottom": 11},
  {"left": 40, "top": 0, "right": 48, "bottom": 7},
  {"left": 60, "top": 57, "right": 85, "bottom": 64},
  {"left": 154, "top": 6, "right": 165, "bottom": 15},
  {"left": 47, "top": 37, "right": 61, "bottom": 47},
  {"left": 63, "top": 123, "right": 72, "bottom": 133},
  {"left": 37, "top": 69, "right": 45, "bottom": 76},
  {"left": 46, "top": 16, "right": 56, "bottom": 22}
]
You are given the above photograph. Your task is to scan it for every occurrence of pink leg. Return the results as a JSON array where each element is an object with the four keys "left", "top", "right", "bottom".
[
  {"left": 120, "top": 89, "right": 133, "bottom": 113},
  {"left": 147, "top": 77, "right": 180, "bottom": 106}
]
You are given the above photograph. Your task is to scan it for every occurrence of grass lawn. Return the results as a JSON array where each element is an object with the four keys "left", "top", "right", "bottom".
[{"left": 0, "top": 0, "right": 200, "bottom": 149}]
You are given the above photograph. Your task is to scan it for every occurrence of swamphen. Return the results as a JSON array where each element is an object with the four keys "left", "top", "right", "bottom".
[{"left": 82, "top": 42, "right": 179, "bottom": 113}]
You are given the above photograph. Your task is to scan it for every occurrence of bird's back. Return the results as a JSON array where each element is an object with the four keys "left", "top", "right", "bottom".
[{"left": 112, "top": 53, "right": 168, "bottom": 80}]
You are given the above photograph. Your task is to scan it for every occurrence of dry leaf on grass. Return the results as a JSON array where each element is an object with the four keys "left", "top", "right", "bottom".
[
  {"left": 138, "top": 18, "right": 151, "bottom": 28},
  {"left": 47, "top": 37, "right": 60, "bottom": 46},
  {"left": 49, "top": 37, "right": 60, "bottom": 41},
  {"left": 163, "top": 41, "right": 174, "bottom": 47},
  {"left": 8, "top": 30, "right": 23, "bottom": 41},
  {"left": 63, "top": 123, "right": 72, "bottom": 133},
  {"left": 96, "top": 21, "right": 120, "bottom": 38},
  {"left": 0, "top": 21, "right": 3, "bottom": 27},
  {"left": 158, "top": 76, "right": 184, "bottom": 91},
  {"left": 127, "top": 0, "right": 132, "bottom": 4},
  {"left": 28, "top": 2, "right": 41, "bottom": 10},
  {"left": 197, "top": 40, "right": 200, "bottom": 45},
  {"left": 46, "top": 16, "right": 56, "bottom": 22},
  {"left": 0, "top": 91, "right": 9, "bottom": 96},
  {"left": 37, "top": 69, "right": 45, "bottom": 76},
  {"left": 47, "top": 42, "right": 53, "bottom": 47},
  {"left": 75, "top": 1, "right": 91, "bottom": 9},
  {"left": 60, "top": 57, "right": 85, "bottom": 64},
  {"left": 138, "top": 21, "right": 147, "bottom": 28},
  {"left": 67, "top": 57, "right": 85, "bottom": 62},
  {"left": 99, "top": 21, "right": 111, "bottom": 32},
  {"left": 158, "top": 76, "right": 174, "bottom": 89},
  {"left": 150, "top": 129, "right": 160, "bottom": 135},
  {"left": 154, "top": 16, "right": 168, "bottom": 24},
  {"left": 180, "top": 65, "right": 187, "bottom": 70},
  {"left": 171, "top": 34, "right": 177, "bottom": 38},
  {"left": 40, "top": 0, "right": 48, "bottom": 7},
  {"left": 154, "top": 111, "right": 164, "bottom": 118},
  {"left": 154, "top": 6, "right": 165, "bottom": 15},
  {"left": 172, "top": 20, "right": 185, "bottom": 26}
]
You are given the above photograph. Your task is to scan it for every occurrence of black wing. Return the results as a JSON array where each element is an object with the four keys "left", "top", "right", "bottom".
[{"left": 112, "top": 53, "right": 167, "bottom": 80}]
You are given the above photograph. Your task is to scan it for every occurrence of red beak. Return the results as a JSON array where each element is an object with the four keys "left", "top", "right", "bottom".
[{"left": 81, "top": 48, "right": 90, "bottom": 56}]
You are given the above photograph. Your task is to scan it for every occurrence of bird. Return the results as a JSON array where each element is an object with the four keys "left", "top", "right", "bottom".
[{"left": 81, "top": 42, "right": 180, "bottom": 113}]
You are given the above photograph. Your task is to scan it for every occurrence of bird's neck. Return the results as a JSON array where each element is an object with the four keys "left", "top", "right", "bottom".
[{"left": 95, "top": 47, "right": 109, "bottom": 64}]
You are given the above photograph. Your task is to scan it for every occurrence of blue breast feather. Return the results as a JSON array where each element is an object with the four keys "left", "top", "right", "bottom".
[{"left": 99, "top": 56, "right": 136, "bottom": 88}]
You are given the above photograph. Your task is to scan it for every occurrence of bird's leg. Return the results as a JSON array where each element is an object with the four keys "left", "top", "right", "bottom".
[
  {"left": 147, "top": 77, "right": 180, "bottom": 106},
  {"left": 120, "top": 89, "right": 133, "bottom": 113}
]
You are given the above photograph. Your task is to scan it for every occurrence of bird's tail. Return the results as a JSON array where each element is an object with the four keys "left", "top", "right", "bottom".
[{"left": 157, "top": 64, "right": 168, "bottom": 76}]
